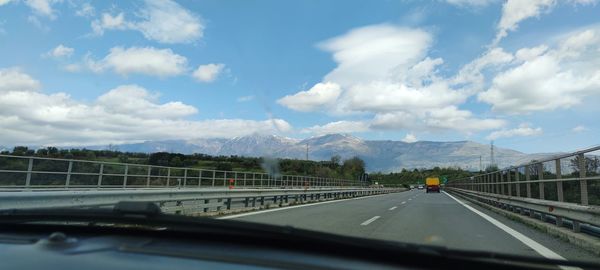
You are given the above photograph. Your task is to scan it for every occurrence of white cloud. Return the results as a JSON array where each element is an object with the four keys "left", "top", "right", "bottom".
[
  {"left": 452, "top": 47, "right": 514, "bottom": 92},
  {"left": 572, "top": 125, "right": 587, "bottom": 133},
  {"left": 0, "top": 68, "right": 292, "bottom": 146},
  {"left": 445, "top": 0, "right": 497, "bottom": 7},
  {"left": 45, "top": 44, "right": 74, "bottom": 58},
  {"left": 0, "top": 0, "right": 12, "bottom": 6},
  {"left": 0, "top": 68, "right": 41, "bottom": 93},
  {"left": 494, "top": 0, "right": 556, "bottom": 44},
  {"left": 485, "top": 124, "right": 543, "bottom": 140},
  {"left": 133, "top": 0, "right": 203, "bottom": 44},
  {"left": 91, "top": 12, "right": 128, "bottom": 35},
  {"left": 302, "top": 121, "right": 370, "bottom": 135},
  {"left": 63, "top": 64, "right": 81, "bottom": 73},
  {"left": 237, "top": 95, "right": 254, "bottom": 102},
  {"left": 85, "top": 46, "right": 188, "bottom": 77},
  {"left": 279, "top": 24, "right": 503, "bottom": 134},
  {"left": 24, "top": 0, "right": 57, "bottom": 19},
  {"left": 401, "top": 133, "right": 418, "bottom": 143},
  {"left": 75, "top": 2, "right": 95, "bottom": 17},
  {"left": 192, "top": 63, "right": 225, "bottom": 82},
  {"left": 90, "top": 0, "right": 203, "bottom": 44},
  {"left": 479, "top": 28, "right": 600, "bottom": 113},
  {"left": 277, "top": 82, "right": 342, "bottom": 112},
  {"left": 319, "top": 24, "right": 432, "bottom": 86}
]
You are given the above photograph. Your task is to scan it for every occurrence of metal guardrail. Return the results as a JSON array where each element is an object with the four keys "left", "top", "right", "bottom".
[
  {"left": 446, "top": 145, "right": 600, "bottom": 234},
  {"left": 0, "top": 187, "right": 405, "bottom": 215},
  {"left": 0, "top": 154, "right": 366, "bottom": 189}
]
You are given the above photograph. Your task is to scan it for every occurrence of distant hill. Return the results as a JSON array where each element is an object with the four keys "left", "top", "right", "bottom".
[{"left": 87, "top": 134, "right": 556, "bottom": 172}]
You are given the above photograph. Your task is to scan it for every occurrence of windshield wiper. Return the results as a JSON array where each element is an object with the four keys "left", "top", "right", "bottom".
[{"left": 0, "top": 202, "right": 598, "bottom": 270}]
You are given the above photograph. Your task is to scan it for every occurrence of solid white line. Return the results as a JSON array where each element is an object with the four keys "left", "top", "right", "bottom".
[
  {"left": 389, "top": 206, "right": 397, "bottom": 210},
  {"left": 218, "top": 193, "right": 390, "bottom": 220},
  {"left": 360, "top": 216, "right": 380, "bottom": 226},
  {"left": 408, "top": 198, "right": 412, "bottom": 201},
  {"left": 442, "top": 191, "right": 577, "bottom": 270},
  {"left": 401, "top": 201, "right": 406, "bottom": 204}
]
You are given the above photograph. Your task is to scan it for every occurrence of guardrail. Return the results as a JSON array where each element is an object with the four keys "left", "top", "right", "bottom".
[
  {"left": 0, "top": 154, "right": 365, "bottom": 190},
  {"left": 0, "top": 187, "right": 405, "bottom": 215},
  {"left": 446, "top": 145, "right": 600, "bottom": 235}
]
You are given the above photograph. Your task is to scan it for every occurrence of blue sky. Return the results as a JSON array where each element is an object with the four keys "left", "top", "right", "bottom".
[{"left": 0, "top": 0, "right": 599, "bottom": 153}]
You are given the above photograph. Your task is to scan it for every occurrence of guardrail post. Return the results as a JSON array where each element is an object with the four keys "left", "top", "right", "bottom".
[
  {"left": 578, "top": 153, "right": 588, "bottom": 205},
  {"left": 525, "top": 165, "right": 531, "bottom": 198},
  {"left": 65, "top": 160, "right": 73, "bottom": 188},
  {"left": 260, "top": 174, "right": 263, "bottom": 188},
  {"left": 223, "top": 172, "right": 227, "bottom": 187},
  {"left": 97, "top": 163, "right": 104, "bottom": 188},
  {"left": 515, "top": 168, "right": 520, "bottom": 197},
  {"left": 123, "top": 164, "right": 128, "bottom": 188},
  {"left": 146, "top": 166, "right": 151, "bottom": 187},
  {"left": 555, "top": 159, "right": 563, "bottom": 202},
  {"left": 25, "top": 158, "right": 33, "bottom": 188},
  {"left": 538, "top": 163, "right": 544, "bottom": 200},
  {"left": 243, "top": 173, "right": 247, "bottom": 188}
]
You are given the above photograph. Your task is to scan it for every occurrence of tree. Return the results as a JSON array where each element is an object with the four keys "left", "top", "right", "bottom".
[{"left": 342, "top": 156, "right": 366, "bottom": 179}]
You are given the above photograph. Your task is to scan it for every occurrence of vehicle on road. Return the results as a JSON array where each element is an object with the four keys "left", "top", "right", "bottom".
[
  {"left": 425, "top": 177, "right": 440, "bottom": 193},
  {"left": 417, "top": 184, "right": 424, "bottom": 189}
]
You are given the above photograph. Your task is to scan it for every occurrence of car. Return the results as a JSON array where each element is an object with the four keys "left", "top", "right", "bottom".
[{"left": 417, "top": 185, "right": 424, "bottom": 189}]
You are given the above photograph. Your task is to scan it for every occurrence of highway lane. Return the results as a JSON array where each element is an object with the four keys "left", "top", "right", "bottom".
[{"left": 226, "top": 189, "right": 599, "bottom": 263}]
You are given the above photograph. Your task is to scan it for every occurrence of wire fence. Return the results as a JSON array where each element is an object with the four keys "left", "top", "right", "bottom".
[
  {"left": 0, "top": 154, "right": 365, "bottom": 189},
  {"left": 446, "top": 145, "right": 600, "bottom": 206}
]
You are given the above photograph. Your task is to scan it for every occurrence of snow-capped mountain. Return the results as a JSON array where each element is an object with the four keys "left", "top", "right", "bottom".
[{"left": 77, "top": 133, "right": 556, "bottom": 172}]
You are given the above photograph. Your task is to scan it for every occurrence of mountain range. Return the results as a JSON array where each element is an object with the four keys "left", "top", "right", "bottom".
[{"left": 85, "top": 134, "right": 554, "bottom": 172}]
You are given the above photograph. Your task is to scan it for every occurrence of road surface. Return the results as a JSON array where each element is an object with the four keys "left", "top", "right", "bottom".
[{"left": 224, "top": 189, "right": 599, "bottom": 263}]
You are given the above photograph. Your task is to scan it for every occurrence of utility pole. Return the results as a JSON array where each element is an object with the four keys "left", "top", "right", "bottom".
[
  {"left": 306, "top": 143, "right": 309, "bottom": 161},
  {"left": 479, "top": 155, "right": 482, "bottom": 172}
]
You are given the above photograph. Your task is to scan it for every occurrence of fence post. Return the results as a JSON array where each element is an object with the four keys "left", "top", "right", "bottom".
[
  {"left": 212, "top": 170, "right": 216, "bottom": 187},
  {"left": 515, "top": 168, "right": 521, "bottom": 197},
  {"left": 198, "top": 170, "right": 202, "bottom": 187},
  {"left": 97, "top": 163, "right": 104, "bottom": 188},
  {"left": 146, "top": 166, "right": 151, "bottom": 187},
  {"left": 506, "top": 169, "right": 512, "bottom": 196},
  {"left": 500, "top": 171, "right": 505, "bottom": 195},
  {"left": 555, "top": 159, "right": 563, "bottom": 202},
  {"left": 538, "top": 163, "right": 544, "bottom": 200},
  {"left": 578, "top": 153, "right": 588, "bottom": 205},
  {"left": 65, "top": 160, "right": 73, "bottom": 188},
  {"left": 123, "top": 164, "right": 128, "bottom": 188},
  {"left": 525, "top": 165, "right": 531, "bottom": 198},
  {"left": 25, "top": 158, "right": 33, "bottom": 188},
  {"left": 166, "top": 168, "right": 171, "bottom": 187},
  {"left": 183, "top": 169, "right": 188, "bottom": 188}
]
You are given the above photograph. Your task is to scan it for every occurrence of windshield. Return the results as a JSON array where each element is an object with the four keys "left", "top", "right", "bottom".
[{"left": 1, "top": 0, "right": 599, "bottom": 265}]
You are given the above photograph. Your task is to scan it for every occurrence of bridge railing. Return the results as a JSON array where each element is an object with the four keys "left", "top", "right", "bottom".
[
  {"left": 446, "top": 145, "right": 600, "bottom": 234},
  {"left": 0, "top": 154, "right": 364, "bottom": 190}
]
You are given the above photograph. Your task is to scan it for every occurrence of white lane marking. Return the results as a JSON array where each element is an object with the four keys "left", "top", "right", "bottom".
[
  {"left": 401, "top": 201, "right": 406, "bottom": 204},
  {"left": 443, "top": 191, "right": 577, "bottom": 270},
  {"left": 219, "top": 193, "right": 391, "bottom": 219},
  {"left": 408, "top": 198, "right": 412, "bottom": 201},
  {"left": 360, "top": 216, "right": 380, "bottom": 226},
  {"left": 389, "top": 206, "right": 397, "bottom": 210}
]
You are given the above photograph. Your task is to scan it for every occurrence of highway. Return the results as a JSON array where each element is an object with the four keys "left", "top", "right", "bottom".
[{"left": 223, "top": 189, "right": 599, "bottom": 263}]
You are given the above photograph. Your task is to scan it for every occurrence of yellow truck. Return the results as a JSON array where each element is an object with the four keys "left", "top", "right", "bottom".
[{"left": 425, "top": 177, "right": 440, "bottom": 193}]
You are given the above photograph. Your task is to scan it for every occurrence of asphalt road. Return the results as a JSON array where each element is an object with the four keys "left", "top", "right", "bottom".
[{"left": 227, "top": 189, "right": 599, "bottom": 263}]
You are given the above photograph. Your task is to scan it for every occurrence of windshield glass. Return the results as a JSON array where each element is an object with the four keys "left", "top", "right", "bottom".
[{"left": 1, "top": 0, "right": 599, "bottom": 265}]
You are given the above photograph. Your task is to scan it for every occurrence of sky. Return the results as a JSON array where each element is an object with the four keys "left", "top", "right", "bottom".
[{"left": 0, "top": 0, "right": 599, "bottom": 153}]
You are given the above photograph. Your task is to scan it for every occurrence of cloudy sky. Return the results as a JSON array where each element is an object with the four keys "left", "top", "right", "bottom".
[{"left": 0, "top": 0, "right": 599, "bottom": 153}]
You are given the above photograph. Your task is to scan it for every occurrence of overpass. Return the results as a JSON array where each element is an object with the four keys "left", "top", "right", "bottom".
[{"left": 0, "top": 147, "right": 599, "bottom": 263}]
